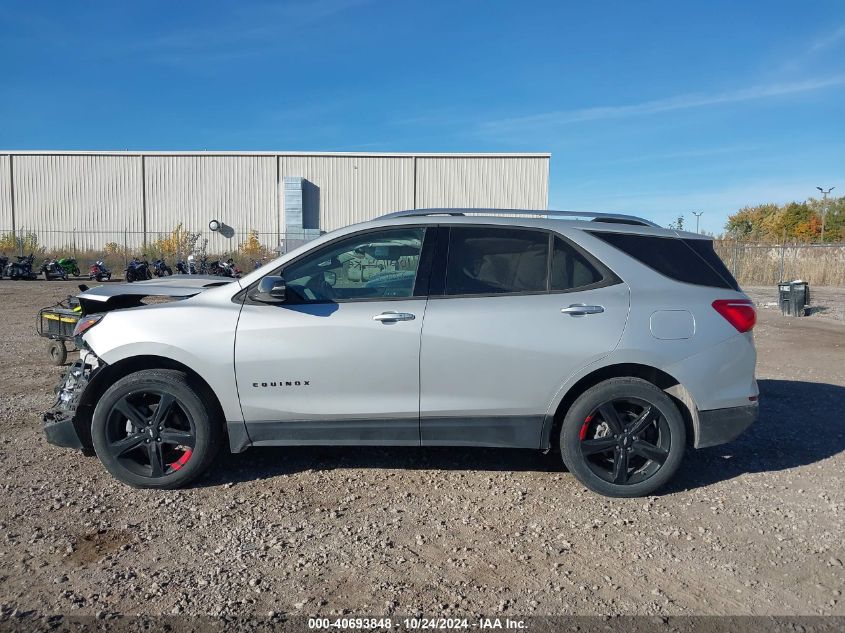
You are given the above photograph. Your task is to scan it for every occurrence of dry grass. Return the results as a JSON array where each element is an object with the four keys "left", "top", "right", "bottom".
[{"left": 714, "top": 241, "right": 845, "bottom": 286}]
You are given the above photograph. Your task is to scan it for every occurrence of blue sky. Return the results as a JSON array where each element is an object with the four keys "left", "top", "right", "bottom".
[{"left": 1, "top": 0, "right": 843, "bottom": 233}]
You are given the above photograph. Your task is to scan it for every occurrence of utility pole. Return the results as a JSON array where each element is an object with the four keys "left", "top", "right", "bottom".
[
  {"left": 816, "top": 186, "right": 835, "bottom": 243},
  {"left": 692, "top": 211, "right": 704, "bottom": 233}
]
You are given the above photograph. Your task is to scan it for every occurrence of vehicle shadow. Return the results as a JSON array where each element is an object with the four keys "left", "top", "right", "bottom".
[
  {"left": 665, "top": 378, "right": 845, "bottom": 492},
  {"left": 200, "top": 378, "right": 845, "bottom": 491},
  {"left": 203, "top": 444, "right": 563, "bottom": 487}
]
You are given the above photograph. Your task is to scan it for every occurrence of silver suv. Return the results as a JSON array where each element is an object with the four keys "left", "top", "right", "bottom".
[{"left": 43, "top": 210, "right": 758, "bottom": 497}]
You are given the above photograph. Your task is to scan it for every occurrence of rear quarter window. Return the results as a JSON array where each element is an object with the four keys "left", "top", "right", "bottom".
[{"left": 590, "top": 232, "right": 739, "bottom": 290}]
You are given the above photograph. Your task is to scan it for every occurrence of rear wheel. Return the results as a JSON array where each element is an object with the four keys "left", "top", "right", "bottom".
[
  {"left": 91, "top": 369, "right": 222, "bottom": 489},
  {"left": 560, "top": 377, "right": 686, "bottom": 497}
]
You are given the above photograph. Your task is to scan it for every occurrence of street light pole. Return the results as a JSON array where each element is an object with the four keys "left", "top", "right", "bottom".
[
  {"left": 816, "top": 186, "right": 835, "bottom": 243},
  {"left": 692, "top": 211, "right": 704, "bottom": 233}
]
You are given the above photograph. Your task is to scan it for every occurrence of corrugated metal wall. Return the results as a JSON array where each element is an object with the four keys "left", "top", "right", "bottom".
[
  {"left": 144, "top": 155, "right": 277, "bottom": 253},
  {"left": 279, "top": 155, "right": 415, "bottom": 232},
  {"left": 415, "top": 156, "right": 549, "bottom": 210},
  {"left": 0, "top": 156, "right": 11, "bottom": 232},
  {"left": 0, "top": 152, "right": 549, "bottom": 251},
  {"left": 12, "top": 154, "right": 143, "bottom": 250}
]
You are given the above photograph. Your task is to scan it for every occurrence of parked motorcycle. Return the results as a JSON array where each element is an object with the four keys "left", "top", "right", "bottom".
[
  {"left": 176, "top": 254, "right": 198, "bottom": 274},
  {"left": 196, "top": 255, "right": 209, "bottom": 275},
  {"left": 208, "top": 258, "right": 241, "bottom": 278},
  {"left": 124, "top": 257, "right": 152, "bottom": 283},
  {"left": 5, "top": 254, "right": 38, "bottom": 280},
  {"left": 152, "top": 258, "right": 173, "bottom": 277},
  {"left": 222, "top": 258, "right": 242, "bottom": 278},
  {"left": 89, "top": 260, "right": 112, "bottom": 282},
  {"left": 57, "top": 256, "right": 81, "bottom": 277},
  {"left": 40, "top": 258, "right": 68, "bottom": 280}
]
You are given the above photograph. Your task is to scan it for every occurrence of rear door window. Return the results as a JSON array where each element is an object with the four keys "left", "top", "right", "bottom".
[
  {"left": 445, "top": 227, "right": 548, "bottom": 296},
  {"left": 551, "top": 236, "right": 604, "bottom": 291}
]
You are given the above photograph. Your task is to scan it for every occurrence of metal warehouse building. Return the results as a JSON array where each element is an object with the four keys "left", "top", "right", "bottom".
[{"left": 0, "top": 151, "right": 549, "bottom": 252}]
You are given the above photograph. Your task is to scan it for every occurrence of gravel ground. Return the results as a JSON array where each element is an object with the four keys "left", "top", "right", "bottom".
[{"left": 0, "top": 280, "right": 843, "bottom": 619}]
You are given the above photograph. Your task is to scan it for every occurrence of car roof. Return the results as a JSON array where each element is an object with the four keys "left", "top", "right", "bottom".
[{"left": 356, "top": 209, "right": 708, "bottom": 241}]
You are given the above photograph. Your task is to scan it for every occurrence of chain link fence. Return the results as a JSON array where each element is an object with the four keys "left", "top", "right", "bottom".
[
  {"left": 713, "top": 240, "right": 845, "bottom": 286},
  {"left": 0, "top": 228, "right": 322, "bottom": 277}
]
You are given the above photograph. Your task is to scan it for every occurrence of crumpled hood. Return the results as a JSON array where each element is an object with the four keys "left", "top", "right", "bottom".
[{"left": 76, "top": 276, "right": 237, "bottom": 314}]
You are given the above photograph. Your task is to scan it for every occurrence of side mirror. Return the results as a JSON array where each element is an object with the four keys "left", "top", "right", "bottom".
[{"left": 252, "top": 275, "right": 287, "bottom": 303}]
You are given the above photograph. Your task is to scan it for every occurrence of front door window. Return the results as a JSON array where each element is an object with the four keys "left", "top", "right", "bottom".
[{"left": 283, "top": 227, "right": 427, "bottom": 302}]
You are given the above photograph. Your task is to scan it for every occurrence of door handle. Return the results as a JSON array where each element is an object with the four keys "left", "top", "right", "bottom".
[
  {"left": 561, "top": 304, "right": 605, "bottom": 316},
  {"left": 373, "top": 311, "right": 416, "bottom": 322}
]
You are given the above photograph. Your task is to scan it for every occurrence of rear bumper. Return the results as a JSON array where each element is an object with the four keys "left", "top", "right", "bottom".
[{"left": 695, "top": 403, "right": 758, "bottom": 448}]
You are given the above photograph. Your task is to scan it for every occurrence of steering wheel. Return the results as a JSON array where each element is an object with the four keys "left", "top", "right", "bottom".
[{"left": 302, "top": 272, "right": 335, "bottom": 301}]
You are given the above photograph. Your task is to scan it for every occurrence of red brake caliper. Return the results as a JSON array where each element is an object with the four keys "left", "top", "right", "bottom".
[
  {"left": 579, "top": 415, "right": 593, "bottom": 440},
  {"left": 169, "top": 449, "right": 193, "bottom": 472}
]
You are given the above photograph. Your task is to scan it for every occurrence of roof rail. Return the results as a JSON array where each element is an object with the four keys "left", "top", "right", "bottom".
[{"left": 380, "top": 208, "right": 660, "bottom": 227}]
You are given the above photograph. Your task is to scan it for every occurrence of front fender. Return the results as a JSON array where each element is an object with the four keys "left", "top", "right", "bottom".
[{"left": 83, "top": 302, "right": 243, "bottom": 423}]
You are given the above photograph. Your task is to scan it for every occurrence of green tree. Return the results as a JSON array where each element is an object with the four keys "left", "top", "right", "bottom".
[
  {"left": 808, "top": 195, "right": 845, "bottom": 242},
  {"left": 725, "top": 196, "right": 844, "bottom": 242}
]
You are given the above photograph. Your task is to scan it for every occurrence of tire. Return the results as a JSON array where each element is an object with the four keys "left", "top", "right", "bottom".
[
  {"left": 125, "top": 270, "right": 135, "bottom": 283},
  {"left": 72, "top": 266, "right": 80, "bottom": 277},
  {"left": 560, "top": 377, "right": 686, "bottom": 498},
  {"left": 91, "top": 369, "right": 222, "bottom": 489},
  {"left": 47, "top": 340, "right": 67, "bottom": 366}
]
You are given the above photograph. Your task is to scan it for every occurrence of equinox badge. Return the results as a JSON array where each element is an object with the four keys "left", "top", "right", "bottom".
[{"left": 252, "top": 381, "right": 311, "bottom": 387}]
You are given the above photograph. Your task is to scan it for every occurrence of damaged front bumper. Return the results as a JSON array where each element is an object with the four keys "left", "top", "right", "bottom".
[{"left": 42, "top": 351, "right": 103, "bottom": 450}]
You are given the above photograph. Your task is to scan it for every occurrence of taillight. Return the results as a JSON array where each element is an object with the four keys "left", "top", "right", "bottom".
[{"left": 712, "top": 299, "right": 756, "bottom": 333}]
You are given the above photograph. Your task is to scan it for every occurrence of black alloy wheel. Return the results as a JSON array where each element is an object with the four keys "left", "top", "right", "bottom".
[
  {"left": 560, "top": 377, "right": 686, "bottom": 497},
  {"left": 578, "top": 397, "right": 670, "bottom": 486},
  {"left": 102, "top": 390, "right": 197, "bottom": 479},
  {"left": 91, "top": 369, "right": 221, "bottom": 488}
]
